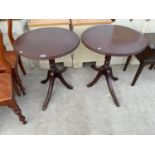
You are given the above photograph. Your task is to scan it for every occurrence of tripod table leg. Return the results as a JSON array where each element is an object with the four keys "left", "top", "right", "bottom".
[{"left": 42, "top": 77, "right": 55, "bottom": 111}]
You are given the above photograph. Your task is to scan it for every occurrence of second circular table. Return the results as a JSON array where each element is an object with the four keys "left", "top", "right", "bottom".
[
  {"left": 81, "top": 25, "right": 148, "bottom": 107},
  {"left": 14, "top": 27, "right": 80, "bottom": 111}
]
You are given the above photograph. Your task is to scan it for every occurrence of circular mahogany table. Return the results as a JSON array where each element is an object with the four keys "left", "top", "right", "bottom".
[
  {"left": 14, "top": 27, "right": 80, "bottom": 111},
  {"left": 81, "top": 25, "right": 147, "bottom": 107}
]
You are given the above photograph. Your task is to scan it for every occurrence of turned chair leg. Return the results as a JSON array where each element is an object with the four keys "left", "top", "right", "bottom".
[
  {"left": 123, "top": 56, "right": 132, "bottom": 71},
  {"left": 18, "top": 56, "right": 26, "bottom": 75},
  {"left": 13, "top": 68, "right": 26, "bottom": 95},
  {"left": 8, "top": 99, "right": 27, "bottom": 124},
  {"left": 131, "top": 63, "right": 145, "bottom": 86}
]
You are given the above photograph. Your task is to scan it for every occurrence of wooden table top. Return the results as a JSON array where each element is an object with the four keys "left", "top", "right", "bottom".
[
  {"left": 81, "top": 25, "right": 148, "bottom": 56},
  {"left": 13, "top": 28, "right": 80, "bottom": 60}
]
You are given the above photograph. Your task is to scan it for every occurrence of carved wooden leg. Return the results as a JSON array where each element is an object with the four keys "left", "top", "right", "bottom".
[
  {"left": 41, "top": 70, "right": 51, "bottom": 84},
  {"left": 57, "top": 72, "right": 73, "bottom": 89},
  {"left": 87, "top": 55, "right": 120, "bottom": 107},
  {"left": 103, "top": 55, "right": 119, "bottom": 106},
  {"left": 13, "top": 68, "right": 26, "bottom": 95},
  {"left": 8, "top": 99, "right": 27, "bottom": 124},
  {"left": 131, "top": 63, "right": 145, "bottom": 86},
  {"left": 41, "top": 59, "right": 73, "bottom": 110},
  {"left": 42, "top": 77, "right": 55, "bottom": 111},
  {"left": 18, "top": 56, "right": 26, "bottom": 75},
  {"left": 87, "top": 70, "right": 103, "bottom": 87},
  {"left": 149, "top": 64, "right": 154, "bottom": 70},
  {"left": 123, "top": 56, "right": 132, "bottom": 71},
  {"left": 105, "top": 69, "right": 120, "bottom": 107},
  {"left": 91, "top": 64, "right": 101, "bottom": 71},
  {"left": 111, "top": 69, "right": 118, "bottom": 81}
]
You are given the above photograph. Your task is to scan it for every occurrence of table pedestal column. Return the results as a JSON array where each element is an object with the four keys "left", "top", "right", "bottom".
[
  {"left": 87, "top": 55, "right": 120, "bottom": 107},
  {"left": 41, "top": 59, "right": 73, "bottom": 111}
]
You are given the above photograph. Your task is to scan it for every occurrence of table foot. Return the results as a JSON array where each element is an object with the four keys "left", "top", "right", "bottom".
[
  {"left": 57, "top": 73, "right": 73, "bottom": 89},
  {"left": 87, "top": 55, "right": 120, "bottom": 107},
  {"left": 42, "top": 77, "right": 55, "bottom": 111},
  {"left": 41, "top": 59, "right": 73, "bottom": 110},
  {"left": 111, "top": 73, "right": 118, "bottom": 81},
  {"left": 105, "top": 70, "right": 120, "bottom": 107},
  {"left": 91, "top": 64, "right": 101, "bottom": 71},
  {"left": 87, "top": 71, "right": 103, "bottom": 87},
  {"left": 41, "top": 70, "right": 50, "bottom": 84}
]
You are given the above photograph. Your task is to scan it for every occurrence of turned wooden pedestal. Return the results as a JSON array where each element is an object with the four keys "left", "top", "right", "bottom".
[{"left": 41, "top": 59, "right": 73, "bottom": 111}]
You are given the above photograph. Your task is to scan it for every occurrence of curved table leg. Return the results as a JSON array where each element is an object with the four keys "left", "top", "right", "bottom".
[
  {"left": 41, "top": 70, "right": 51, "bottom": 84},
  {"left": 105, "top": 70, "right": 120, "bottom": 107},
  {"left": 42, "top": 77, "right": 55, "bottom": 111},
  {"left": 111, "top": 70, "right": 118, "bottom": 81},
  {"left": 87, "top": 55, "right": 120, "bottom": 107},
  {"left": 41, "top": 59, "right": 73, "bottom": 110},
  {"left": 57, "top": 73, "right": 73, "bottom": 89},
  {"left": 87, "top": 71, "right": 103, "bottom": 87},
  {"left": 123, "top": 56, "right": 132, "bottom": 71},
  {"left": 91, "top": 64, "right": 101, "bottom": 71}
]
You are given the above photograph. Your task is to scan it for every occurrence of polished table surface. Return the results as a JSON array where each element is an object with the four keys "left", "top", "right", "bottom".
[
  {"left": 81, "top": 25, "right": 148, "bottom": 56},
  {"left": 14, "top": 27, "right": 80, "bottom": 111},
  {"left": 14, "top": 27, "right": 80, "bottom": 60},
  {"left": 81, "top": 25, "right": 148, "bottom": 107}
]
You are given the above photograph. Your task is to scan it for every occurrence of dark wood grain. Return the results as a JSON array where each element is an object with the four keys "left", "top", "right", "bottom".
[
  {"left": 14, "top": 27, "right": 80, "bottom": 110},
  {"left": 14, "top": 27, "right": 80, "bottom": 60},
  {"left": 81, "top": 25, "right": 147, "bottom": 107},
  {"left": 81, "top": 25, "right": 147, "bottom": 56}
]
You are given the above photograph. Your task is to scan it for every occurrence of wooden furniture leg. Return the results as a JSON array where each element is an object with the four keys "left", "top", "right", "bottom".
[
  {"left": 42, "top": 77, "right": 55, "bottom": 111},
  {"left": 123, "top": 56, "right": 132, "bottom": 71},
  {"left": 91, "top": 64, "right": 100, "bottom": 71},
  {"left": 0, "top": 30, "right": 27, "bottom": 124},
  {"left": 41, "top": 59, "right": 73, "bottom": 111},
  {"left": 18, "top": 55, "right": 26, "bottom": 75},
  {"left": 131, "top": 63, "right": 145, "bottom": 86},
  {"left": 8, "top": 99, "right": 27, "bottom": 124},
  {"left": 105, "top": 69, "right": 120, "bottom": 107},
  {"left": 87, "top": 55, "right": 120, "bottom": 107},
  {"left": 87, "top": 70, "right": 103, "bottom": 87},
  {"left": 13, "top": 68, "right": 26, "bottom": 95}
]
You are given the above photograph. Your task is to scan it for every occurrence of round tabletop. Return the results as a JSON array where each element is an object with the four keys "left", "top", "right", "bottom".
[
  {"left": 13, "top": 27, "right": 80, "bottom": 60},
  {"left": 81, "top": 25, "right": 148, "bottom": 56}
]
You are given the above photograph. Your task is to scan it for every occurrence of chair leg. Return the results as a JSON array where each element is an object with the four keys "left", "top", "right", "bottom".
[
  {"left": 131, "top": 63, "right": 145, "bottom": 86},
  {"left": 18, "top": 56, "right": 26, "bottom": 75},
  {"left": 123, "top": 56, "right": 132, "bottom": 71},
  {"left": 13, "top": 76, "right": 21, "bottom": 96},
  {"left": 13, "top": 68, "right": 26, "bottom": 95},
  {"left": 8, "top": 99, "right": 27, "bottom": 124},
  {"left": 149, "top": 64, "right": 154, "bottom": 70}
]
